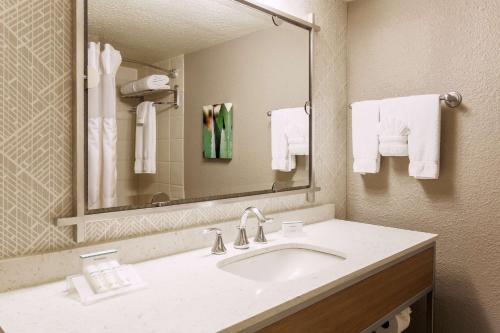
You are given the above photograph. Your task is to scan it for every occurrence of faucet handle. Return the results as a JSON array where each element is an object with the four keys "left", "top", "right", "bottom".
[
  {"left": 203, "top": 228, "right": 227, "bottom": 255},
  {"left": 263, "top": 217, "right": 274, "bottom": 224},
  {"left": 234, "top": 226, "right": 250, "bottom": 249},
  {"left": 255, "top": 217, "right": 273, "bottom": 244}
]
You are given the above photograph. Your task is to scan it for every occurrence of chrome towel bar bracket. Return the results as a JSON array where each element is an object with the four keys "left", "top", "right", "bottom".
[
  {"left": 348, "top": 91, "right": 463, "bottom": 109},
  {"left": 267, "top": 101, "right": 311, "bottom": 117},
  {"left": 440, "top": 91, "right": 462, "bottom": 108}
]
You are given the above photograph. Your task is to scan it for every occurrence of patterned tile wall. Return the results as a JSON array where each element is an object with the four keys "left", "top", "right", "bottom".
[
  {"left": 0, "top": 0, "right": 347, "bottom": 259},
  {"left": 0, "top": 0, "right": 74, "bottom": 258}
]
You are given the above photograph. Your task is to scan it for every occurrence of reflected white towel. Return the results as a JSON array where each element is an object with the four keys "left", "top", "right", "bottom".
[
  {"left": 271, "top": 108, "right": 304, "bottom": 172},
  {"left": 379, "top": 97, "right": 410, "bottom": 156},
  {"left": 285, "top": 110, "right": 309, "bottom": 156},
  {"left": 134, "top": 103, "right": 146, "bottom": 173},
  {"left": 408, "top": 94, "right": 441, "bottom": 179},
  {"left": 135, "top": 102, "right": 156, "bottom": 174},
  {"left": 120, "top": 75, "right": 170, "bottom": 95},
  {"left": 351, "top": 100, "right": 380, "bottom": 174}
]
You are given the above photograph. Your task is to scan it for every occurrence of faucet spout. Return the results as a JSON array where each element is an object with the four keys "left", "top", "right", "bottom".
[
  {"left": 239, "top": 206, "right": 268, "bottom": 228},
  {"left": 234, "top": 207, "right": 273, "bottom": 249}
]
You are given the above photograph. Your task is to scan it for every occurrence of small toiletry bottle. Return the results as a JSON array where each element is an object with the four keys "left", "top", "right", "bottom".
[
  {"left": 98, "top": 262, "right": 121, "bottom": 289},
  {"left": 108, "top": 260, "right": 132, "bottom": 287},
  {"left": 84, "top": 264, "right": 109, "bottom": 294}
]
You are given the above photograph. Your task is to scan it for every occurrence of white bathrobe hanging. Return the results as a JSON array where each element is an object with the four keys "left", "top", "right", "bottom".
[
  {"left": 100, "top": 44, "right": 122, "bottom": 209},
  {"left": 87, "top": 42, "right": 102, "bottom": 210}
]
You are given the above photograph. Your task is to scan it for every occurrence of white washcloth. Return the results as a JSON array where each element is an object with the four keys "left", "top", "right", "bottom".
[
  {"left": 135, "top": 102, "right": 156, "bottom": 174},
  {"left": 285, "top": 110, "right": 309, "bottom": 156},
  {"left": 379, "top": 97, "right": 410, "bottom": 156},
  {"left": 408, "top": 94, "right": 441, "bottom": 179},
  {"left": 351, "top": 100, "right": 380, "bottom": 174},
  {"left": 271, "top": 108, "right": 305, "bottom": 171},
  {"left": 120, "top": 75, "right": 170, "bottom": 95}
]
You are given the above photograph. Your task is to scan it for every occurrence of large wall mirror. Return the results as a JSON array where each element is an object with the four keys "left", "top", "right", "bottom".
[{"left": 81, "top": 0, "right": 317, "bottom": 215}]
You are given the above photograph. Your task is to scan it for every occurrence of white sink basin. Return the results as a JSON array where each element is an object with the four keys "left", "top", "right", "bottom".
[{"left": 217, "top": 243, "right": 346, "bottom": 282}]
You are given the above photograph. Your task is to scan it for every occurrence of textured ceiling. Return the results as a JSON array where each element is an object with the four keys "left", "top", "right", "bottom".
[{"left": 88, "top": 0, "right": 273, "bottom": 63}]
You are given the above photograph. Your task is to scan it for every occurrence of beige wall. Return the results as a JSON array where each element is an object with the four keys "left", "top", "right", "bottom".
[
  {"left": 0, "top": 0, "right": 347, "bottom": 258},
  {"left": 184, "top": 26, "right": 309, "bottom": 198},
  {"left": 346, "top": 0, "right": 500, "bottom": 332}
]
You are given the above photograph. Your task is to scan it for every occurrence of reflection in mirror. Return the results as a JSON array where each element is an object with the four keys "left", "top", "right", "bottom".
[{"left": 86, "top": 0, "right": 311, "bottom": 212}]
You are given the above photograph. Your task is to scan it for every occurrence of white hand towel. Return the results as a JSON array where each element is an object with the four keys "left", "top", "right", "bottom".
[
  {"left": 143, "top": 102, "right": 157, "bottom": 173},
  {"left": 379, "top": 97, "right": 410, "bottom": 156},
  {"left": 135, "top": 102, "right": 156, "bottom": 174},
  {"left": 408, "top": 94, "right": 441, "bottom": 179},
  {"left": 285, "top": 111, "right": 309, "bottom": 156},
  {"left": 271, "top": 108, "right": 301, "bottom": 172},
  {"left": 351, "top": 100, "right": 380, "bottom": 174},
  {"left": 120, "top": 75, "right": 170, "bottom": 95},
  {"left": 134, "top": 102, "right": 147, "bottom": 173}
]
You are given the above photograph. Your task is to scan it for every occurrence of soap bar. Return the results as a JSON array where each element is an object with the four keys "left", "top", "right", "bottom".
[{"left": 282, "top": 221, "right": 305, "bottom": 237}]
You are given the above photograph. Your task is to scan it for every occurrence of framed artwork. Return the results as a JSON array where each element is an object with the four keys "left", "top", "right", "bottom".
[{"left": 202, "top": 103, "right": 233, "bottom": 159}]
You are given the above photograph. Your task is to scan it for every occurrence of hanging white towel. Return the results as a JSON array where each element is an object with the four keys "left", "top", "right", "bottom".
[
  {"left": 120, "top": 75, "right": 170, "bottom": 95},
  {"left": 100, "top": 43, "right": 122, "bottom": 208},
  {"left": 379, "top": 97, "right": 410, "bottom": 156},
  {"left": 134, "top": 102, "right": 147, "bottom": 173},
  {"left": 351, "top": 100, "right": 380, "bottom": 174},
  {"left": 407, "top": 94, "right": 441, "bottom": 179},
  {"left": 87, "top": 42, "right": 102, "bottom": 210},
  {"left": 271, "top": 108, "right": 305, "bottom": 172},
  {"left": 144, "top": 102, "right": 157, "bottom": 173},
  {"left": 135, "top": 102, "right": 156, "bottom": 174}
]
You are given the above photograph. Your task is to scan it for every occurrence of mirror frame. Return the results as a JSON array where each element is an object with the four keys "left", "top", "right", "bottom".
[{"left": 60, "top": 0, "right": 321, "bottom": 242}]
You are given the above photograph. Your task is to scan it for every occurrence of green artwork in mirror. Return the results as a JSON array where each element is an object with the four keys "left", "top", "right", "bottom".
[{"left": 202, "top": 103, "right": 233, "bottom": 159}]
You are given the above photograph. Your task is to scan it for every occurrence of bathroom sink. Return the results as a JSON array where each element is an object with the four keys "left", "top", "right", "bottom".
[{"left": 217, "top": 244, "right": 346, "bottom": 282}]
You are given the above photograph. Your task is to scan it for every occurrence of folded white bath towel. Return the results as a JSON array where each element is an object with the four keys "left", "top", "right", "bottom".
[
  {"left": 351, "top": 100, "right": 380, "bottom": 174},
  {"left": 135, "top": 102, "right": 156, "bottom": 174},
  {"left": 407, "top": 94, "right": 441, "bottom": 179},
  {"left": 379, "top": 97, "right": 410, "bottom": 156},
  {"left": 120, "top": 75, "right": 170, "bottom": 95}
]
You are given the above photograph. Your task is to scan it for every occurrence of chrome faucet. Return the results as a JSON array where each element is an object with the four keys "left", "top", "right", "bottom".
[{"left": 234, "top": 207, "right": 273, "bottom": 249}]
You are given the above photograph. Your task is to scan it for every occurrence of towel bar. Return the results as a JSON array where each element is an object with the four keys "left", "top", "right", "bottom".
[{"left": 348, "top": 91, "right": 462, "bottom": 109}]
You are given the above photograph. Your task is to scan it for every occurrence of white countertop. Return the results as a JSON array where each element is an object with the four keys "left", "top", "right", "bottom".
[{"left": 0, "top": 219, "right": 437, "bottom": 333}]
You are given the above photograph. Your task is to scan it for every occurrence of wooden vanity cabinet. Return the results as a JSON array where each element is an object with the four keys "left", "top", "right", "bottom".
[{"left": 257, "top": 246, "right": 435, "bottom": 333}]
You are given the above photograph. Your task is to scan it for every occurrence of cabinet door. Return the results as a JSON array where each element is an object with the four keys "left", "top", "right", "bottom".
[{"left": 258, "top": 247, "right": 434, "bottom": 333}]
